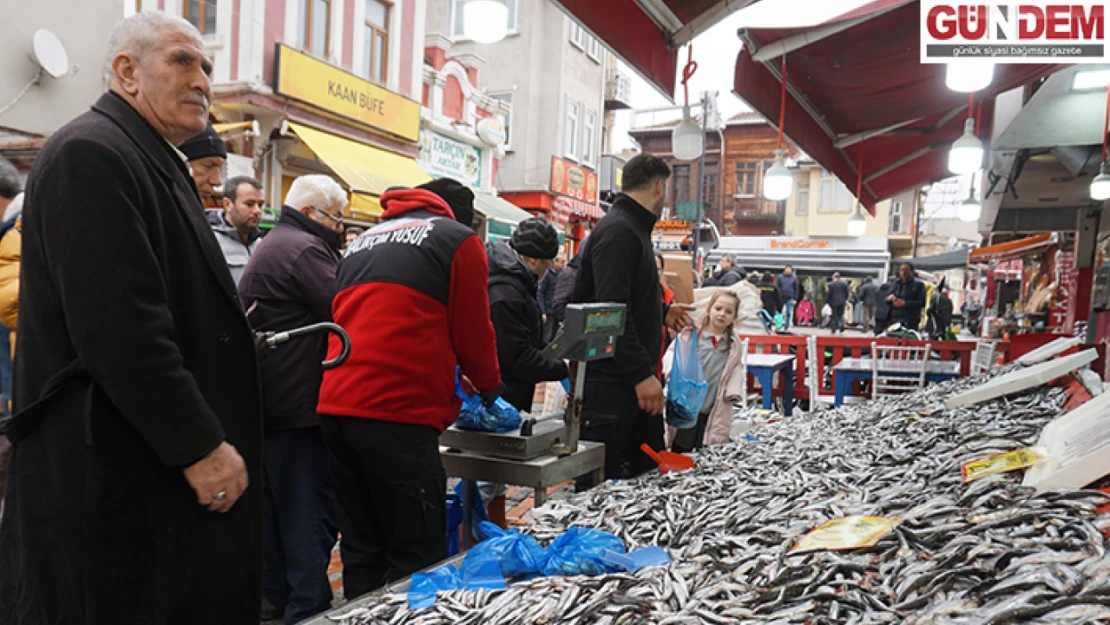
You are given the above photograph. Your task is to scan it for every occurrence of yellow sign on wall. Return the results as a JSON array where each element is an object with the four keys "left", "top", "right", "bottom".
[{"left": 273, "top": 44, "right": 420, "bottom": 143}]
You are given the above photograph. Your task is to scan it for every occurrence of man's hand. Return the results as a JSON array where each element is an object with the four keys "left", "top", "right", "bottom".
[
  {"left": 460, "top": 375, "right": 478, "bottom": 396},
  {"left": 665, "top": 304, "right": 696, "bottom": 332},
  {"left": 892, "top": 298, "right": 906, "bottom": 308},
  {"left": 635, "top": 375, "right": 665, "bottom": 416},
  {"left": 886, "top": 294, "right": 896, "bottom": 302},
  {"left": 183, "top": 442, "right": 249, "bottom": 513}
]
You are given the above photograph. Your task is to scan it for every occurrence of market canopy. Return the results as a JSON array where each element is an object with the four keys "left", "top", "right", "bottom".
[
  {"left": 968, "top": 233, "right": 1058, "bottom": 264},
  {"left": 550, "top": 0, "right": 767, "bottom": 100},
  {"left": 473, "top": 193, "right": 535, "bottom": 225},
  {"left": 287, "top": 122, "right": 431, "bottom": 218},
  {"left": 732, "top": 0, "right": 1061, "bottom": 212},
  {"left": 902, "top": 248, "right": 970, "bottom": 272}
]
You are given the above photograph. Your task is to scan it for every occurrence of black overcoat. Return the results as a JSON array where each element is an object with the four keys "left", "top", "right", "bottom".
[{"left": 0, "top": 92, "right": 263, "bottom": 625}]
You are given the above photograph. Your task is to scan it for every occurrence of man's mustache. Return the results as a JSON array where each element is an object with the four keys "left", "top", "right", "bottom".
[{"left": 184, "top": 93, "right": 210, "bottom": 108}]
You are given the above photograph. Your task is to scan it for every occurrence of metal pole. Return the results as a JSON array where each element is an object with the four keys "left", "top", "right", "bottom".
[{"left": 693, "top": 92, "right": 707, "bottom": 271}]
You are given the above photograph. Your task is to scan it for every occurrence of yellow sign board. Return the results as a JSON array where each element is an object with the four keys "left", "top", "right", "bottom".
[
  {"left": 274, "top": 44, "right": 420, "bottom": 143},
  {"left": 961, "top": 447, "right": 1049, "bottom": 483},
  {"left": 791, "top": 516, "right": 902, "bottom": 553}
]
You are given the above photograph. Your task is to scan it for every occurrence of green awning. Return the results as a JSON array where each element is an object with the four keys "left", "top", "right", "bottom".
[
  {"left": 473, "top": 192, "right": 534, "bottom": 225},
  {"left": 899, "top": 247, "right": 970, "bottom": 271}
]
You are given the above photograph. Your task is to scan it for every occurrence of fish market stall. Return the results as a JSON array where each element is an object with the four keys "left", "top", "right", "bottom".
[{"left": 318, "top": 355, "right": 1110, "bottom": 624}]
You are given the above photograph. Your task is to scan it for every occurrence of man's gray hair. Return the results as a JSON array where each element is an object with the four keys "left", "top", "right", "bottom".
[
  {"left": 105, "top": 11, "right": 201, "bottom": 77},
  {"left": 284, "top": 175, "right": 349, "bottom": 215},
  {"left": 0, "top": 158, "right": 21, "bottom": 199}
]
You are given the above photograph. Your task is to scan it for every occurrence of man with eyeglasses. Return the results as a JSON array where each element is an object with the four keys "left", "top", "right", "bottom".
[
  {"left": 238, "top": 174, "right": 348, "bottom": 624},
  {"left": 207, "top": 175, "right": 264, "bottom": 286}
]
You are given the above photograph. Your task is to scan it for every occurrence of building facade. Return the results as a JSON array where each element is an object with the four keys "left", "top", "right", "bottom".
[{"left": 424, "top": 0, "right": 606, "bottom": 244}]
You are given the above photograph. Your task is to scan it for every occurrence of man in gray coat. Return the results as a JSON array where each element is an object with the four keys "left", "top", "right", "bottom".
[
  {"left": 857, "top": 277, "right": 881, "bottom": 333},
  {"left": 206, "top": 175, "right": 264, "bottom": 285}
]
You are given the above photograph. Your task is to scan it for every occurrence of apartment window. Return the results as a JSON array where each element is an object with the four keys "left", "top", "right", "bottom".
[
  {"left": 586, "top": 36, "right": 601, "bottom": 61},
  {"left": 582, "top": 109, "right": 596, "bottom": 165},
  {"left": 673, "top": 165, "right": 691, "bottom": 204},
  {"left": 489, "top": 92, "right": 513, "bottom": 148},
  {"left": 569, "top": 20, "right": 584, "bottom": 48},
  {"left": 362, "top": 0, "right": 390, "bottom": 83},
  {"left": 795, "top": 181, "right": 809, "bottom": 215},
  {"left": 452, "top": 0, "right": 518, "bottom": 38},
  {"left": 185, "top": 0, "right": 217, "bottom": 35},
  {"left": 889, "top": 200, "right": 904, "bottom": 233},
  {"left": 735, "top": 161, "right": 758, "bottom": 197},
  {"left": 298, "top": 0, "right": 331, "bottom": 58},
  {"left": 818, "top": 169, "right": 854, "bottom": 212},
  {"left": 702, "top": 162, "right": 718, "bottom": 205},
  {"left": 564, "top": 100, "right": 579, "bottom": 160}
]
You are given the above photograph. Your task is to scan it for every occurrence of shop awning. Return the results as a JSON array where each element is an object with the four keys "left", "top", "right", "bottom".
[
  {"left": 732, "top": 1, "right": 1062, "bottom": 212},
  {"left": 551, "top": 196, "right": 605, "bottom": 229},
  {"left": 903, "top": 248, "right": 970, "bottom": 271},
  {"left": 707, "top": 248, "right": 891, "bottom": 277},
  {"left": 473, "top": 193, "right": 534, "bottom": 225},
  {"left": 213, "top": 121, "right": 257, "bottom": 138},
  {"left": 287, "top": 123, "right": 430, "bottom": 218},
  {"left": 968, "top": 233, "right": 1058, "bottom": 264},
  {"left": 550, "top": 0, "right": 772, "bottom": 100}
]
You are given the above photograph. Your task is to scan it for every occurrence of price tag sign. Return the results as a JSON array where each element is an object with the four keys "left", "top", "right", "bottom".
[
  {"left": 790, "top": 516, "right": 902, "bottom": 553},
  {"left": 962, "top": 447, "right": 1049, "bottom": 483}
]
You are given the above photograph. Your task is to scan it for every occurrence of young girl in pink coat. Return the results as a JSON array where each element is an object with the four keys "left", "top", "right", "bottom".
[{"left": 663, "top": 291, "right": 749, "bottom": 452}]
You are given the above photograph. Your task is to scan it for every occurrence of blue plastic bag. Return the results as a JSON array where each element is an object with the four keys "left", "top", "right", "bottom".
[
  {"left": 598, "top": 546, "right": 672, "bottom": 572},
  {"left": 408, "top": 564, "right": 463, "bottom": 610},
  {"left": 665, "top": 330, "right": 708, "bottom": 430},
  {"left": 541, "top": 526, "right": 627, "bottom": 577},
  {"left": 460, "top": 521, "right": 548, "bottom": 583},
  {"left": 453, "top": 370, "right": 522, "bottom": 432}
]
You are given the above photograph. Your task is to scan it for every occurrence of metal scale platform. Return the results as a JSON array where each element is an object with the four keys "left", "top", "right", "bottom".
[{"left": 439, "top": 303, "right": 626, "bottom": 543}]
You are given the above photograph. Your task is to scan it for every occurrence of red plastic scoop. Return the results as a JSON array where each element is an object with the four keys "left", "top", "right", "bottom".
[{"left": 640, "top": 443, "right": 695, "bottom": 473}]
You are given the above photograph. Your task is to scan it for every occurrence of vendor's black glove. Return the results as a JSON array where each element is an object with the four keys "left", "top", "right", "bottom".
[{"left": 479, "top": 382, "right": 505, "bottom": 408}]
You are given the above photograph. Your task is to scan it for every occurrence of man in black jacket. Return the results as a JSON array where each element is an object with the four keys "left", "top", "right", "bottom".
[
  {"left": 826, "top": 273, "right": 850, "bottom": 334},
  {"left": 889, "top": 262, "right": 927, "bottom": 330},
  {"left": 239, "top": 174, "right": 347, "bottom": 624},
  {"left": 571, "top": 154, "right": 693, "bottom": 484},
  {"left": 538, "top": 252, "right": 566, "bottom": 343},
  {"left": 488, "top": 219, "right": 569, "bottom": 411},
  {"left": 0, "top": 13, "right": 261, "bottom": 624},
  {"left": 703, "top": 254, "right": 745, "bottom": 286}
]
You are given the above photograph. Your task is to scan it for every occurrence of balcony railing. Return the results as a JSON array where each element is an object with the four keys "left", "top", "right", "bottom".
[{"left": 605, "top": 73, "right": 632, "bottom": 110}]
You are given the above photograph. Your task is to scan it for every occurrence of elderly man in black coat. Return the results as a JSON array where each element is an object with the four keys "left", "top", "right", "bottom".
[{"left": 0, "top": 12, "right": 263, "bottom": 625}]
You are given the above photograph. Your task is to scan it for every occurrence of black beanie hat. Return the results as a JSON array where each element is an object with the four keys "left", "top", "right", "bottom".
[
  {"left": 418, "top": 178, "right": 474, "bottom": 227},
  {"left": 511, "top": 218, "right": 559, "bottom": 260},
  {"left": 179, "top": 124, "right": 228, "bottom": 161}
]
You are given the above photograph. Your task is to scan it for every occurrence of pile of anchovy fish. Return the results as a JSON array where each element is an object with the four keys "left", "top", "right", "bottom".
[{"left": 331, "top": 372, "right": 1110, "bottom": 624}]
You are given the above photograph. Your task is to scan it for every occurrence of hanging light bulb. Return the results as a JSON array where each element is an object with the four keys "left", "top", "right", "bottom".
[
  {"left": 763, "top": 149, "right": 792, "bottom": 200},
  {"left": 463, "top": 0, "right": 509, "bottom": 44},
  {"left": 958, "top": 189, "right": 981, "bottom": 223},
  {"left": 847, "top": 204, "right": 867, "bottom": 237},
  {"left": 945, "top": 60, "right": 994, "bottom": 93},
  {"left": 1092, "top": 162, "right": 1110, "bottom": 200},
  {"left": 672, "top": 105, "right": 703, "bottom": 161},
  {"left": 948, "top": 118, "right": 983, "bottom": 174}
]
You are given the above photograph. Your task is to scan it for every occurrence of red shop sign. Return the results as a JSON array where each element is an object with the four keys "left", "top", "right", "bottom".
[{"left": 550, "top": 156, "right": 598, "bottom": 204}]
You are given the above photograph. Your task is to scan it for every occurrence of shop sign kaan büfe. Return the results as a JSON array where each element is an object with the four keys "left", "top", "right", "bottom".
[{"left": 273, "top": 44, "right": 421, "bottom": 143}]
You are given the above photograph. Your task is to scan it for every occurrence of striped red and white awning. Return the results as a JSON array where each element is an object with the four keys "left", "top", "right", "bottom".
[{"left": 550, "top": 196, "right": 604, "bottom": 229}]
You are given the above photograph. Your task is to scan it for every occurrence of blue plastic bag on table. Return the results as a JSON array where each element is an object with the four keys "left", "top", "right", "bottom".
[
  {"left": 541, "top": 526, "right": 627, "bottom": 577},
  {"left": 408, "top": 564, "right": 463, "bottom": 610},
  {"left": 664, "top": 329, "right": 708, "bottom": 430},
  {"left": 460, "top": 521, "right": 548, "bottom": 585},
  {"left": 453, "top": 371, "right": 522, "bottom": 432}
]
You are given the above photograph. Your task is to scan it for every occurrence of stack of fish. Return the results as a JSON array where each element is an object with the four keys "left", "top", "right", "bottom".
[{"left": 330, "top": 373, "right": 1110, "bottom": 624}]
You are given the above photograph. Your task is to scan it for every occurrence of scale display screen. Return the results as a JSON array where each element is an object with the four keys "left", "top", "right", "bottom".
[{"left": 585, "top": 310, "right": 624, "bottom": 333}]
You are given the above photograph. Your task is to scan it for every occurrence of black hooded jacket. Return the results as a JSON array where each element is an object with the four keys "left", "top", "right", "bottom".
[{"left": 487, "top": 240, "right": 569, "bottom": 411}]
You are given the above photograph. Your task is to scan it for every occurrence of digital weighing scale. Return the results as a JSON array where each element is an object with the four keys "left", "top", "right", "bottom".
[
  {"left": 439, "top": 303, "right": 626, "bottom": 547},
  {"left": 439, "top": 302, "right": 626, "bottom": 459}
]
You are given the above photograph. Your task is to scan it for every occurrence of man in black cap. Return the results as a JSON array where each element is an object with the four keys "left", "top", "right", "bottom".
[
  {"left": 487, "top": 218, "right": 569, "bottom": 411},
  {"left": 318, "top": 177, "right": 501, "bottom": 596},
  {"left": 179, "top": 122, "right": 227, "bottom": 204}
]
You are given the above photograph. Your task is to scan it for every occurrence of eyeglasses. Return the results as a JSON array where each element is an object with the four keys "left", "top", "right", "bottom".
[{"left": 310, "top": 205, "right": 345, "bottom": 226}]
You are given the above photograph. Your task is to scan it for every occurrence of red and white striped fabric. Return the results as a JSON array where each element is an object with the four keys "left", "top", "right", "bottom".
[{"left": 549, "top": 196, "right": 604, "bottom": 229}]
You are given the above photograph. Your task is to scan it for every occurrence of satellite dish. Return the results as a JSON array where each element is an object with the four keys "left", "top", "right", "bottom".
[{"left": 32, "top": 29, "right": 69, "bottom": 79}]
